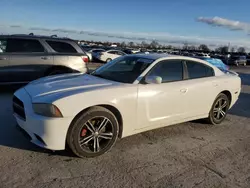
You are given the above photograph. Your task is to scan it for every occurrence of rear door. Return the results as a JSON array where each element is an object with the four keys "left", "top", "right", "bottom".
[
  {"left": 182, "top": 60, "right": 220, "bottom": 117},
  {"left": 0, "top": 38, "right": 10, "bottom": 83},
  {"left": 7, "top": 38, "right": 54, "bottom": 83}
]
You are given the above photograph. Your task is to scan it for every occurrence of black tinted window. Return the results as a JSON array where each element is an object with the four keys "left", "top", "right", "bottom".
[
  {"left": 108, "top": 51, "right": 117, "bottom": 54},
  {"left": 46, "top": 40, "right": 77, "bottom": 53},
  {"left": 148, "top": 60, "right": 183, "bottom": 82},
  {"left": 6, "top": 39, "right": 44, "bottom": 53},
  {"left": 186, "top": 61, "right": 214, "bottom": 79},
  {"left": 93, "top": 56, "right": 153, "bottom": 83}
]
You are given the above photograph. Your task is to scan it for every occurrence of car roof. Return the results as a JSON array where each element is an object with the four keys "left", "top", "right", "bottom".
[
  {"left": 126, "top": 53, "right": 175, "bottom": 60},
  {"left": 0, "top": 34, "right": 75, "bottom": 41}
]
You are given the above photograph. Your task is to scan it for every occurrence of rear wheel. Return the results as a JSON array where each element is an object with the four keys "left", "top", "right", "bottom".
[
  {"left": 207, "top": 93, "right": 230, "bottom": 125},
  {"left": 67, "top": 106, "right": 119, "bottom": 158}
]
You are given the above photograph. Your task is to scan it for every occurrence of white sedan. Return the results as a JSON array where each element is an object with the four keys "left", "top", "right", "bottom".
[
  {"left": 95, "top": 49, "right": 126, "bottom": 63},
  {"left": 13, "top": 54, "right": 241, "bottom": 158}
]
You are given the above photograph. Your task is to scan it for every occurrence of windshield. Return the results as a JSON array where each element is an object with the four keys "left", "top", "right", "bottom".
[{"left": 92, "top": 56, "right": 154, "bottom": 83}]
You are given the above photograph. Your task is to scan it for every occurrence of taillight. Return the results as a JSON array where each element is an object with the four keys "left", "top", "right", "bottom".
[{"left": 82, "top": 56, "right": 88, "bottom": 63}]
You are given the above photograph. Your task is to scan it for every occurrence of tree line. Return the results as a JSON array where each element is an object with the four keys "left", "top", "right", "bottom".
[{"left": 81, "top": 39, "right": 247, "bottom": 54}]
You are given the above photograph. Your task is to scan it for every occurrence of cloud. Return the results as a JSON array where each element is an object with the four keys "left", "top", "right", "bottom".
[
  {"left": 197, "top": 16, "right": 250, "bottom": 32},
  {"left": 9, "top": 25, "right": 22, "bottom": 28},
  {"left": 30, "top": 27, "right": 52, "bottom": 32},
  {"left": 51, "top": 29, "right": 78, "bottom": 34}
]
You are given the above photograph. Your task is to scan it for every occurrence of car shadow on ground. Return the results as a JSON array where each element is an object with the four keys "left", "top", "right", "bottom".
[
  {"left": 0, "top": 86, "right": 75, "bottom": 158},
  {"left": 229, "top": 92, "right": 250, "bottom": 118},
  {"left": 238, "top": 72, "right": 250, "bottom": 86}
]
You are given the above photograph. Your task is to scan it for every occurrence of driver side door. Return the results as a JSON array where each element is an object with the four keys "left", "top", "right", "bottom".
[{"left": 136, "top": 59, "right": 190, "bottom": 130}]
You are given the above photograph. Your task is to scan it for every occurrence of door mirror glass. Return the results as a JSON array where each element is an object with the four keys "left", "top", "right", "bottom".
[{"left": 145, "top": 76, "right": 162, "bottom": 84}]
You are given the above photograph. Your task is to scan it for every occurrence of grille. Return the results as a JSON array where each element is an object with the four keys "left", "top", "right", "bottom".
[{"left": 13, "top": 96, "right": 26, "bottom": 121}]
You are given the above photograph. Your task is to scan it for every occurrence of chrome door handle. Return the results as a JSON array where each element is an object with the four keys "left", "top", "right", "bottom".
[{"left": 180, "top": 88, "right": 188, "bottom": 93}]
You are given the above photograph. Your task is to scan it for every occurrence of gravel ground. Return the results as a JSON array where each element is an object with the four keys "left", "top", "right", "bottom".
[{"left": 0, "top": 65, "right": 250, "bottom": 188}]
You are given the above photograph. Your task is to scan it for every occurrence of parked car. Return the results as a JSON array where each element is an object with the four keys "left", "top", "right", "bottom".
[
  {"left": 14, "top": 54, "right": 241, "bottom": 158},
  {"left": 0, "top": 34, "right": 89, "bottom": 84},
  {"left": 95, "top": 50, "right": 126, "bottom": 63},
  {"left": 228, "top": 56, "right": 247, "bottom": 66},
  {"left": 88, "top": 48, "right": 105, "bottom": 60},
  {"left": 195, "top": 53, "right": 210, "bottom": 58}
]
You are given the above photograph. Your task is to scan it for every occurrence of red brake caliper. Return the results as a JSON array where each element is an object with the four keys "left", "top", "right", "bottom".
[{"left": 81, "top": 129, "right": 87, "bottom": 137}]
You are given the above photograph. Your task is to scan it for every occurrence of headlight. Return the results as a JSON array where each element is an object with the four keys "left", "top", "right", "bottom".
[{"left": 33, "top": 103, "right": 63, "bottom": 117}]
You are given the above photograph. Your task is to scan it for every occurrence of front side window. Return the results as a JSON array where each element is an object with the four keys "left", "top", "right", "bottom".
[
  {"left": 0, "top": 39, "right": 7, "bottom": 53},
  {"left": 46, "top": 40, "right": 77, "bottom": 53},
  {"left": 147, "top": 60, "right": 183, "bottom": 83},
  {"left": 186, "top": 61, "right": 214, "bottom": 79},
  {"left": 6, "top": 38, "right": 45, "bottom": 53},
  {"left": 92, "top": 56, "right": 154, "bottom": 83}
]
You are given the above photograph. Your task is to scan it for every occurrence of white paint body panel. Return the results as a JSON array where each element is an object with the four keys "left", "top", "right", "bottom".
[
  {"left": 13, "top": 56, "right": 241, "bottom": 150},
  {"left": 96, "top": 50, "right": 124, "bottom": 62}
]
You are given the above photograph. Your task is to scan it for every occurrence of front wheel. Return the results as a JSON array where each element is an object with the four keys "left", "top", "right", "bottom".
[
  {"left": 206, "top": 93, "right": 230, "bottom": 125},
  {"left": 67, "top": 106, "right": 119, "bottom": 158}
]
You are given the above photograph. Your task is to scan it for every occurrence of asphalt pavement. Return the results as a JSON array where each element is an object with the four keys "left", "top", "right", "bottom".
[{"left": 1, "top": 65, "right": 250, "bottom": 188}]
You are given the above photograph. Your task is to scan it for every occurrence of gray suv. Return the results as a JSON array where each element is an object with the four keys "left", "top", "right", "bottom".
[{"left": 0, "top": 34, "right": 89, "bottom": 84}]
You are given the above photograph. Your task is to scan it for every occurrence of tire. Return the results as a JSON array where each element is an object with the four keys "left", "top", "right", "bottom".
[
  {"left": 106, "top": 58, "right": 112, "bottom": 63},
  {"left": 67, "top": 106, "right": 119, "bottom": 158},
  {"left": 206, "top": 93, "right": 230, "bottom": 125}
]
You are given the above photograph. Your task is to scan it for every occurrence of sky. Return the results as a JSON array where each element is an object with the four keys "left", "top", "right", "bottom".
[{"left": 1, "top": 0, "right": 250, "bottom": 48}]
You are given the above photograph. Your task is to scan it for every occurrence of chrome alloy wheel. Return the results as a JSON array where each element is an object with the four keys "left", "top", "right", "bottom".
[
  {"left": 78, "top": 116, "right": 114, "bottom": 153},
  {"left": 213, "top": 98, "right": 228, "bottom": 121}
]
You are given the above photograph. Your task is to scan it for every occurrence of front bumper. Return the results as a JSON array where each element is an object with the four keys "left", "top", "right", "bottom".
[{"left": 13, "top": 88, "right": 72, "bottom": 150}]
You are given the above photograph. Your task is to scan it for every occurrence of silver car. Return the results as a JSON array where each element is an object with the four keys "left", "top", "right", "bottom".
[{"left": 0, "top": 34, "right": 89, "bottom": 84}]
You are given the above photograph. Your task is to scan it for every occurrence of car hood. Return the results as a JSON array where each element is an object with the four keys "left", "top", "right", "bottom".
[{"left": 25, "top": 73, "right": 120, "bottom": 100}]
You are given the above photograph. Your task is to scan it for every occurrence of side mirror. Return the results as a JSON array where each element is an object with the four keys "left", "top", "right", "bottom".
[{"left": 145, "top": 76, "right": 162, "bottom": 84}]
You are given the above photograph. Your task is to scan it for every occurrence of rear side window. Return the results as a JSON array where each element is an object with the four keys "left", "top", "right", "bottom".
[
  {"left": 6, "top": 38, "right": 44, "bottom": 53},
  {"left": 46, "top": 40, "right": 77, "bottom": 53},
  {"left": 148, "top": 60, "right": 183, "bottom": 83},
  {"left": 186, "top": 61, "right": 214, "bottom": 79}
]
